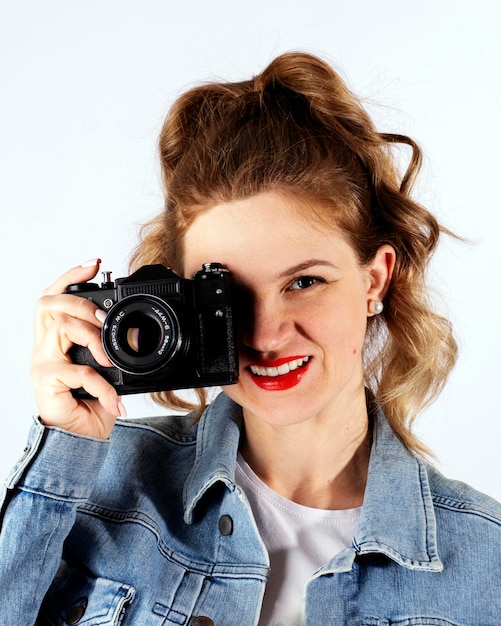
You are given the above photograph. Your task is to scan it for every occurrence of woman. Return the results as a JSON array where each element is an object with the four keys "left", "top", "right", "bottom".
[{"left": 1, "top": 52, "right": 500, "bottom": 625}]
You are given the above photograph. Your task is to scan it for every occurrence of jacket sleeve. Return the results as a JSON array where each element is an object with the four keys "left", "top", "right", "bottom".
[{"left": 0, "top": 417, "right": 110, "bottom": 626}]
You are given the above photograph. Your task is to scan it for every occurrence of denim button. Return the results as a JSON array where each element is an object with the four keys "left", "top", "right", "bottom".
[
  {"left": 192, "top": 617, "right": 214, "bottom": 626},
  {"left": 66, "top": 604, "right": 86, "bottom": 624},
  {"left": 218, "top": 514, "right": 233, "bottom": 536}
]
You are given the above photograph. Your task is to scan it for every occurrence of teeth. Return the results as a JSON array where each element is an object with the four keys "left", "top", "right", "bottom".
[{"left": 250, "top": 356, "right": 310, "bottom": 377}]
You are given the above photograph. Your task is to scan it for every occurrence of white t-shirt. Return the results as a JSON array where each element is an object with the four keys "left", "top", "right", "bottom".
[{"left": 236, "top": 453, "right": 361, "bottom": 626}]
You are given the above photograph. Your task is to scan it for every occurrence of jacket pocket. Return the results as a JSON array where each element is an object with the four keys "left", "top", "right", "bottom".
[{"left": 37, "top": 563, "right": 135, "bottom": 626}]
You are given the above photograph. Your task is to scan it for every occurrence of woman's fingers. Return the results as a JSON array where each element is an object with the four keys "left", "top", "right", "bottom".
[
  {"left": 33, "top": 360, "right": 122, "bottom": 437},
  {"left": 37, "top": 312, "right": 112, "bottom": 368},
  {"left": 35, "top": 260, "right": 105, "bottom": 346},
  {"left": 42, "top": 258, "right": 102, "bottom": 297},
  {"left": 30, "top": 259, "right": 124, "bottom": 439},
  {"left": 31, "top": 337, "right": 122, "bottom": 437}
]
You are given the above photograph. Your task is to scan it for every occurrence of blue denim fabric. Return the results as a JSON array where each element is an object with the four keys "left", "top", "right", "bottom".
[{"left": 1, "top": 392, "right": 500, "bottom": 625}]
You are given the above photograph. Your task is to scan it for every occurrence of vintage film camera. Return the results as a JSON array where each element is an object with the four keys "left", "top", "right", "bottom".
[{"left": 67, "top": 263, "right": 238, "bottom": 397}]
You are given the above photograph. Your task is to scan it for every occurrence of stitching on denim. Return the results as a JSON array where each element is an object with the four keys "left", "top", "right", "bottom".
[
  {"left": 77, "top": 503, "right": 268, "bottom": 580},
  {"left": 432, "top": 495, "right": 501, "bottom": 525}
]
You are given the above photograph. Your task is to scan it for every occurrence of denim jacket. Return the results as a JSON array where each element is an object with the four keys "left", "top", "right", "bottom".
[{"left": 1, "top": 391, "right": 500, "bottom": 625}]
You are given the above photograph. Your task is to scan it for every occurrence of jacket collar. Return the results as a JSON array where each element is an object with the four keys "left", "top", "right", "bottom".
[
  {"left": 183, "top": 392, "right": 443, "bottom": 572},
  {"left": 351, "top": 403, "right": 443, "bottom": 572},
  {"left": 183, "top": 392, "right": 243, "bottom": 524}
]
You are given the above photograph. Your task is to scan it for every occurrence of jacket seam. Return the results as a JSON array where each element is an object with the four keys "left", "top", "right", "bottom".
[
  {"left": 78, "top": 504, "right": 268, "bottom": 580},
  {"left": 17, "top": 485, "right": 93, "bottom": 504},
  {"left": 417, "top": 462, "right": 439, "bottom": 561},
  {"left": 432, "top": 495, "right": 501, "bottom": 525},
  {"left": 114, "top": 420, "right": 197, "bottom": 446}
]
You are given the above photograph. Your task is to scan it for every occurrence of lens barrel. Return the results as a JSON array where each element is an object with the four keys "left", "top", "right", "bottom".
[{"left": 101, "top": 294, "right": 183, "bottom": 375}]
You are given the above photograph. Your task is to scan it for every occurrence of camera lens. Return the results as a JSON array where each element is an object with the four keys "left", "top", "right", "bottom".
[
  {"left": 121, "top": 313, "right": 162, "bottom": 356},
  {"left": 102, "top": 295, "right": 184, "bottom": 375}
]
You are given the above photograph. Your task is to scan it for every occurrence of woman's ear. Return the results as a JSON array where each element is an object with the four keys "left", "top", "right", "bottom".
[{"left": 367, "top": 244, "right": 396, "bottom": 315}]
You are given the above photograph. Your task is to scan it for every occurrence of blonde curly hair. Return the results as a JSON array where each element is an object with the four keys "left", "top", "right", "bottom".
[{"left": 130, "top": 52, "right": 457, "bottom": 456}]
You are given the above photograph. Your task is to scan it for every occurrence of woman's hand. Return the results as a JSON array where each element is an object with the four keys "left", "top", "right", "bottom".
[{"left": 30, "top": 259, "right": 125, "bottom": 440}]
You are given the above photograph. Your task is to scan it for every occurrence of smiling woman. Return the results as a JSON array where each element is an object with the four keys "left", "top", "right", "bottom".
[
  {"left": 183, "top": 193, "right": 394, "bottom": 446},
  {"left": 1, "top": 51, "right": 500, "bottom": 626}
]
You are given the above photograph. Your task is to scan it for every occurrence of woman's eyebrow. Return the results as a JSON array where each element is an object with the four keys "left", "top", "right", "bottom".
[{"left": 277, "top": 259, "right": 339, "bottom": 279}]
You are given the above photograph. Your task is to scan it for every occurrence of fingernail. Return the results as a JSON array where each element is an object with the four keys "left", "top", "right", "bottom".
[
  {"left": 95, "top": 309, "right": 107, "bottom": 324},
  {"left": 117, "top": 400, "right": 127, "bottom": 418},
  {"left": 81, "top": 258, "right": 101, "bottom": 268}
]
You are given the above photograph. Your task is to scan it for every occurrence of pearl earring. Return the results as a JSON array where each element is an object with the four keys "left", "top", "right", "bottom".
[{"left": 369, "top": 300, "right": 384, "bottom": 315}]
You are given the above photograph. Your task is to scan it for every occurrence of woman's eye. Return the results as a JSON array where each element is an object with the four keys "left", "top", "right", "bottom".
[{"left": 289, "top": 276, "right": 325, "bottom": 291}]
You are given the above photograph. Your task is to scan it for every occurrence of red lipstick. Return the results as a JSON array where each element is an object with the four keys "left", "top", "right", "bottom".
[{"left": 246, "top": 356, "right": 311, "bottom": 391}]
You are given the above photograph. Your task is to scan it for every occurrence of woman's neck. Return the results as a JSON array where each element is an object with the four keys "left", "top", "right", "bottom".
[{"left": 239, "top": 393, "right": 371, "bottom": 510}]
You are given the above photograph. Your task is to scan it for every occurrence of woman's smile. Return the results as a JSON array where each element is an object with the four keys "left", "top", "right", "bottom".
[{"left": 247, "top": 355, "right": 312, "bottom": 390}]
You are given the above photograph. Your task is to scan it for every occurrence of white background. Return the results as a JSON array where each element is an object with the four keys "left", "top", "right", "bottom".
[{"left": 1, "top": 1, "right": 499, "bottom": 500}]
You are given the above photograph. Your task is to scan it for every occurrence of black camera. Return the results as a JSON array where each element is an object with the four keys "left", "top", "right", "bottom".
[{"left": 67, "top": 263, "right": 238, "bottom": 397}]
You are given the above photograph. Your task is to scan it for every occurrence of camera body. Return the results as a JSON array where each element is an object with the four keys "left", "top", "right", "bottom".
[{"left": 67, "top": 263, "right": 238, "bottom": 397}]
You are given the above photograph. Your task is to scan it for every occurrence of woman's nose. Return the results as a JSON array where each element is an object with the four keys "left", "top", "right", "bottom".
[{"left": 240, "top": 295, "right": 293, "bottom": 354}]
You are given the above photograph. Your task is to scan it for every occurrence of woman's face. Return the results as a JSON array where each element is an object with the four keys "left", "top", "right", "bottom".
[{"left": 183, "top": 192, "right": 393, "bottom": 428}]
